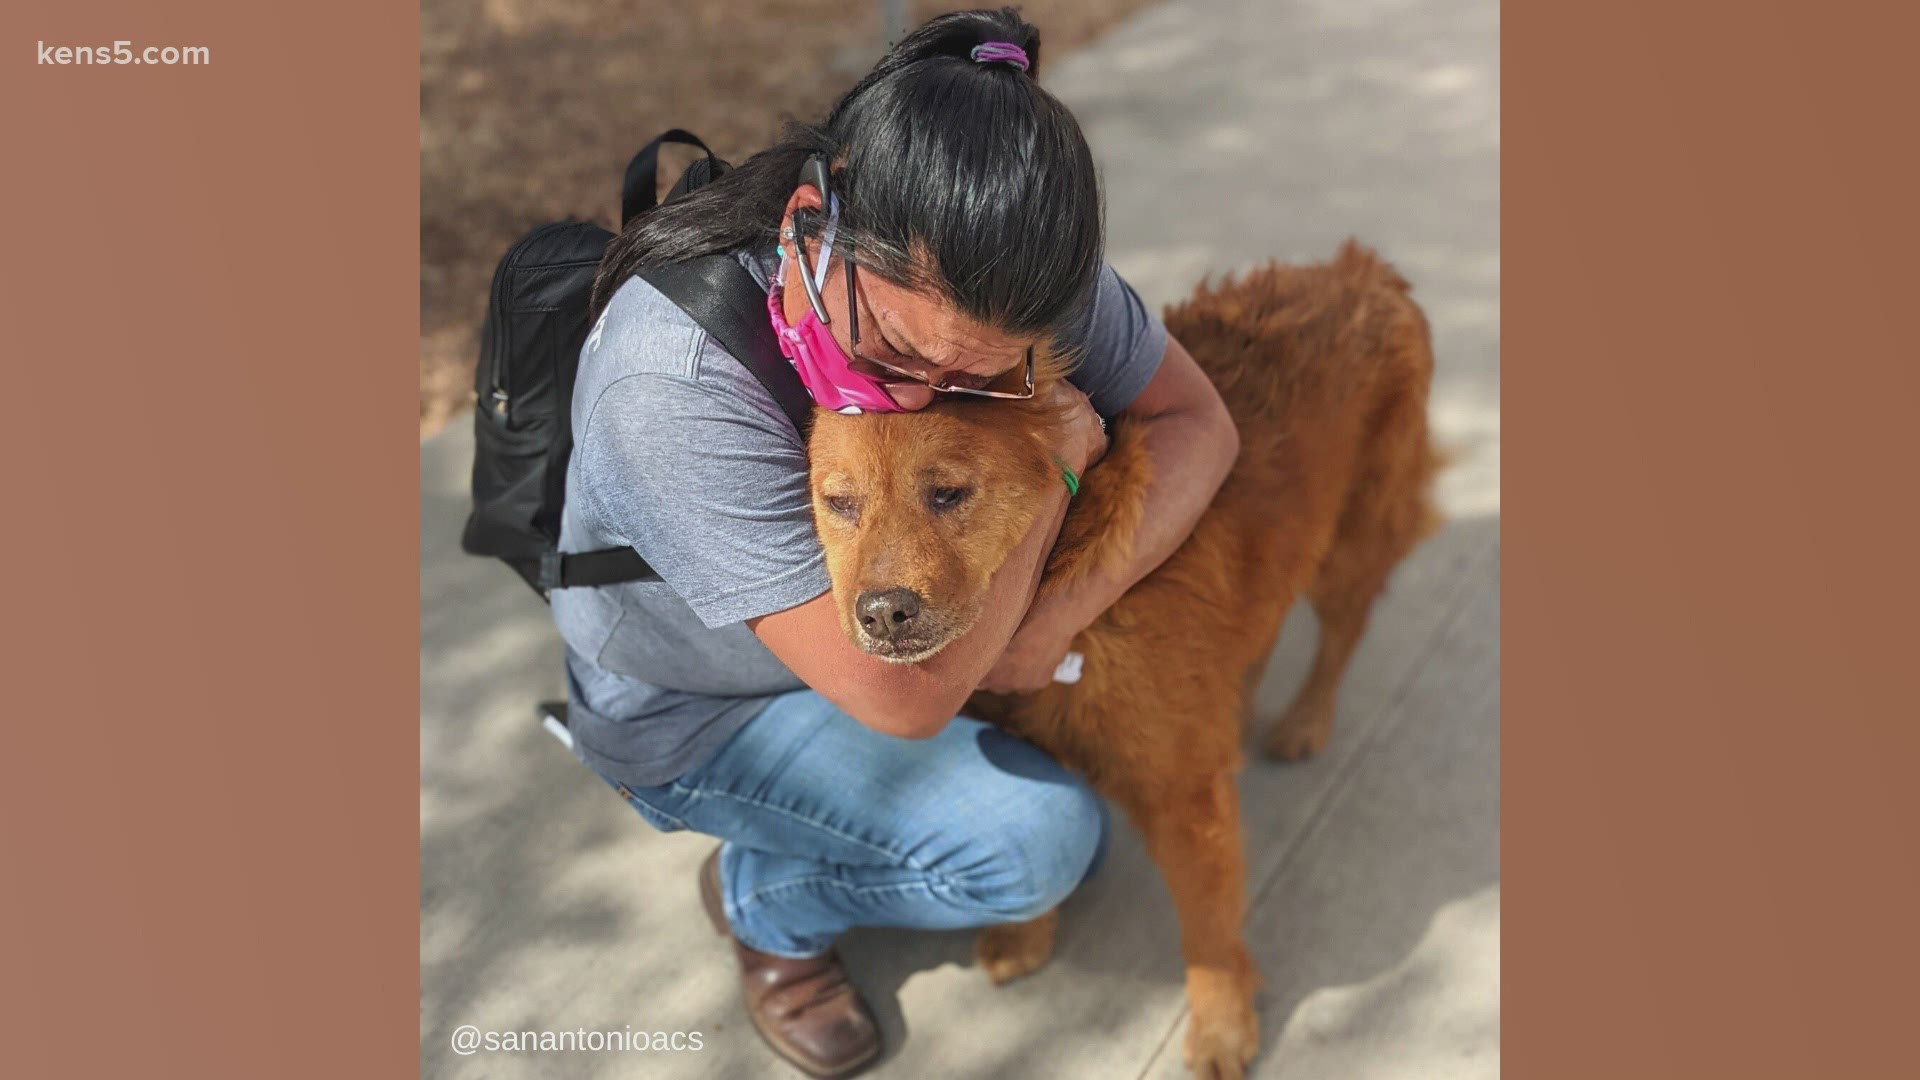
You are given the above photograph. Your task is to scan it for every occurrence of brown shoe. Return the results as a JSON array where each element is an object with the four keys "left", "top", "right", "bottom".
[{"left": 700, "top": 848, "right": 882, "bottom": 1078}]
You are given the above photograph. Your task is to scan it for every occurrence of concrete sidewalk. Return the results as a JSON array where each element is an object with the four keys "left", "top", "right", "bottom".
[{"left": 420, "top": 0, "right": 1498, "bottom": 1076}]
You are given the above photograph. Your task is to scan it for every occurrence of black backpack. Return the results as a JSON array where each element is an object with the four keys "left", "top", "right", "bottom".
[{"left": 459, "top": 130, "right": 812, "bottom": 597}]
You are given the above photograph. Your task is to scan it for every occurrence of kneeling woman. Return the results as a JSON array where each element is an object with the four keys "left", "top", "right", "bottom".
[{"left": 553, "top": 9, "right": 1238, "bottom": 1075}]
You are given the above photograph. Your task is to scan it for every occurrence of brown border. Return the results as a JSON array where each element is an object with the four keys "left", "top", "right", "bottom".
[
  {"left": 0, "top": 2, "right": 419, "bottom": 1077},
  {"left": 1505, "top": 2, "right": 1920, "bottom": 1077}
]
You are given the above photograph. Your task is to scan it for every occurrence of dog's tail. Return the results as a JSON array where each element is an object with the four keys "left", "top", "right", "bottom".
[{"left": 1336, "top": 238, "right": 1448, "bottom": 558}]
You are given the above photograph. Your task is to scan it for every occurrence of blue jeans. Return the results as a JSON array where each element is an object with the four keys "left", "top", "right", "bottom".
[{"left": 595, "top": 688, "right": 1109, "bottom": 957}]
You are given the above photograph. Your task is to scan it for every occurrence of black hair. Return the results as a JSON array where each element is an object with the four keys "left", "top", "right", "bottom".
[{"left": 591, "top": 8, "right": 1104, "bottom": 343}]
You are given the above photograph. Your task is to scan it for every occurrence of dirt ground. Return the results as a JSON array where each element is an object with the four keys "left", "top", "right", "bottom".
[{"left": 420, "top": 0, "right": 1156, "bottom": 437}]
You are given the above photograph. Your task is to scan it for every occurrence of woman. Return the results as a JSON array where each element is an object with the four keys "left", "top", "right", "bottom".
[{"left": 554, "top": 9, "right": 1238, "bottom": 1075}]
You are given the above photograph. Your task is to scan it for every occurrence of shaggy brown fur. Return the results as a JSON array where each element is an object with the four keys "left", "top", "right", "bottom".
[{"left": 806, "top": 241, "right": 1441, "bottom": 1079}]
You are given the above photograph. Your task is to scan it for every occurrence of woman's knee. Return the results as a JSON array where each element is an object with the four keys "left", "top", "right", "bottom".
[{"left": 947, "top": 774, "right": 1107, "bottom": 921}]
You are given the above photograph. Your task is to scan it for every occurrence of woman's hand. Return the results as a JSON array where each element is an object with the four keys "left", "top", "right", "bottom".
[
  {"left": 1046, "top": 379, "right": 1109, "bottom": 475},
  {"left": 973, "top": 381, "right": 1104, "bottom": 696}
]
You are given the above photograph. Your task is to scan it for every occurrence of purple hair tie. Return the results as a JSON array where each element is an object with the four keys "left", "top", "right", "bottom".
[{"left": 970, "top": 41, "right": 1030, "bottom": 73}]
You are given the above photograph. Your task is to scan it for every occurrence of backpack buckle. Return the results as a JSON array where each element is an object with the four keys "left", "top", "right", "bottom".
[{"left": 537, "top": 550, "right": 565, "bottom": 591}]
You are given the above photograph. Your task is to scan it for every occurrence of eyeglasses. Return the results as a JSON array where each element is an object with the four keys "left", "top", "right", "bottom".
[{"left": 795, "top": 238, "right": 1035, "bottom": 400}]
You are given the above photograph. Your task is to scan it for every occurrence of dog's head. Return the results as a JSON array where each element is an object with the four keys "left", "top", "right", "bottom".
[{"left": 807, "top": 393, "right": 1066, "bottom": 662}]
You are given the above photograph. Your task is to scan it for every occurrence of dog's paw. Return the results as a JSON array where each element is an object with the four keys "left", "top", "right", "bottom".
[
  {"left": 1263, "top": 699, "right": 1333, "bottom": 761},
  {"left": 973, "top": 910, "right": 1058, "bottom": 985},
  {"left": 1183, "top": 952, "right": 1260, "bottom": 1079},
  {"left": 1183, "top": 996, "right": 1259, "bottom": 1080}
]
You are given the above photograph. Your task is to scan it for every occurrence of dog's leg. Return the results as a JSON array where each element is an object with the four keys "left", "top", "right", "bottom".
[
  {"left": 1263, "top": 579, "right": 1378, "bottom": 761},
  {"left": 1129, "top": 772, "right": 1259, "bottom": 1080},
  {"left": 973, "top": 907, "right": 1058, "bottom": 985},
  {"left": 1237, "top": 613, "right": 1289, "bottom": 738},
  {"left": 1266, "top": 382, "right": 1440, "bottom": 762}
]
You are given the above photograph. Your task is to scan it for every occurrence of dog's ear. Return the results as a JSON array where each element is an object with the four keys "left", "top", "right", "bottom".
[
  {"left": 1040, "top": 417, "right": 1154, "bottom": 600},
  {"left": 1033, "top": 336, "right": 1078, "bottom": 388},
  {"left": 1008, "top": 349, "right": 1083, "bottom": 437}
]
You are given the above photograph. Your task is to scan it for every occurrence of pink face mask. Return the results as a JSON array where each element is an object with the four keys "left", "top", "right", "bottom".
[{"left": 766, "top": 195, "right": 906, "bottom": 415}]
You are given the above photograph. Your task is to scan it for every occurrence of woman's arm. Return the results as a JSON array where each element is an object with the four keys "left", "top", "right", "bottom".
[
  {"left": 750, "top": 482, "right": 1070, "bottom": 738},
  {"left": 979, "top": 333, "right": 1239, "bottom": 692}
]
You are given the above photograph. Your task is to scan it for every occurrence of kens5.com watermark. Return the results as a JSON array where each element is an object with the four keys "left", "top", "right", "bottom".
[
  {"left": 449, "top": 1024, "right": 704, "bottom": 1056},
  {"left": 37, "top": 41, "right": 211, "bottom": 66}
]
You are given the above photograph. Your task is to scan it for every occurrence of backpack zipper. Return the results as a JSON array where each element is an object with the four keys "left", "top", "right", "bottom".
[
  {"left": 483, "top": 227, "right": 551, "bottom": 425},
  {"left": 483, "top": 224, "right": 606, "bottom": 427}
]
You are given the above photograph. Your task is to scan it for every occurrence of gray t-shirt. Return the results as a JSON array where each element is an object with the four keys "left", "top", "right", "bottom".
[{"left": 553, "top": 245, "right": 1167, "bottom": 787}]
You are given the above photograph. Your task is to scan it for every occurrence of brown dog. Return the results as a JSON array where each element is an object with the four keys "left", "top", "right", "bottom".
[{"left": 806, "top": 241, "right": 1441, "bottom": 1079}]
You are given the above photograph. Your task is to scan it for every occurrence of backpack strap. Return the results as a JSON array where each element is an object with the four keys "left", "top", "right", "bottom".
[
  {"left": 540, "top": 546, "right": 653, "bottom": 592},
  {"left": 622, "top": 130, "right": 717, "bottom": 227},
  {"left": 642, "top": 255, "right": 814, "bottom": 434},
  {"left": 548, "top": 255, "right": 810, "bottom": 594}
]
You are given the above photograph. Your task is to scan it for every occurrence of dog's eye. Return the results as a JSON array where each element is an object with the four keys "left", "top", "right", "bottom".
[
  {"left": 928, "top": 486, "right": 971, "bottom": 511},
  {"left": 824, "top": 494, "right": 860, "bottom": 520}
]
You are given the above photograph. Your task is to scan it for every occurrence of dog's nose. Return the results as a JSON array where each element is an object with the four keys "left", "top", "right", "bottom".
[{"left": 856, "top": 588, "right": 922, "bottom": 641}]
